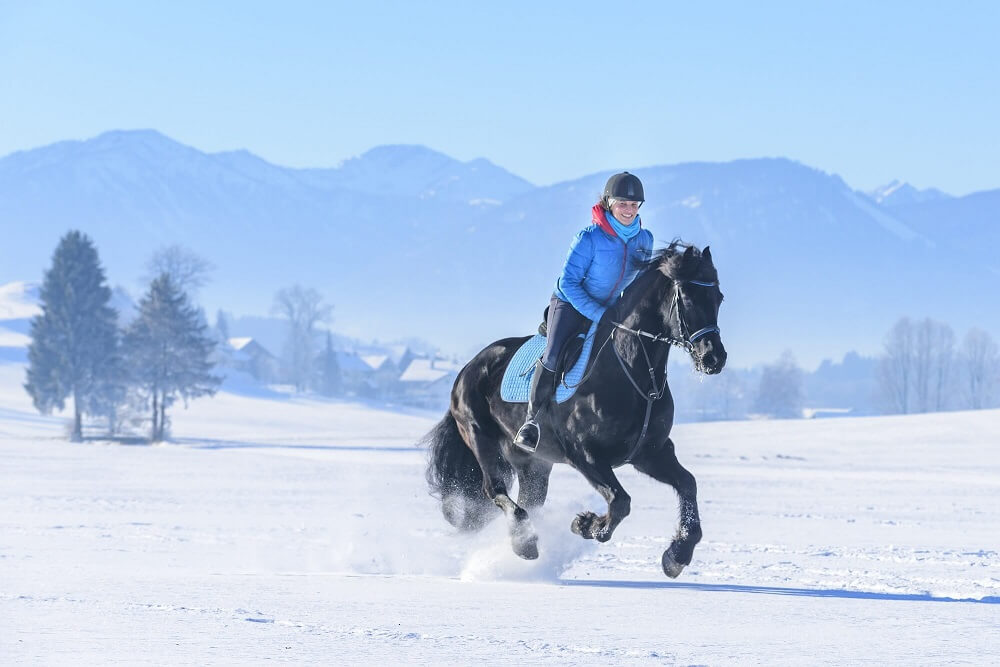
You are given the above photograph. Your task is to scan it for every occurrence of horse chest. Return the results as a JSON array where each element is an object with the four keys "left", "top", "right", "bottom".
[{"left": 559, "top": 387, "right": 675, "bottom": 455}]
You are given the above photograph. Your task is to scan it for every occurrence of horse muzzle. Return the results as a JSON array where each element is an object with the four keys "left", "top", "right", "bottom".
[{"left": 693, "top": 338, "right": 727, "bottom": 375}]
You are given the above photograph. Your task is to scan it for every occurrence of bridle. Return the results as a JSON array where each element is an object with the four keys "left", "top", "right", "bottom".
[
  {"left": 611, "top": 278, "right": 721, "bottom": 353},
  {"left": 608, "top": 277, "right": 721, "bottom": 462}
]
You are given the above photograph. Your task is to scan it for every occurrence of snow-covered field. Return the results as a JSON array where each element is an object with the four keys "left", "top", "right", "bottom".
[{"left": 1, "top": 361, "right": 998, "bottom": 664}]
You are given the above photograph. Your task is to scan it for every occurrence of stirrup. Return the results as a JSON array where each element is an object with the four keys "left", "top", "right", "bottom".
[{"left": 514, "top": 419, "right": 540, "bottom": 452}]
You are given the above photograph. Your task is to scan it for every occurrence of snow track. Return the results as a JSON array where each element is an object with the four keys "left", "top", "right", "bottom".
[{"left": 2, "top": 366, "right": 998, "bottom": 663}]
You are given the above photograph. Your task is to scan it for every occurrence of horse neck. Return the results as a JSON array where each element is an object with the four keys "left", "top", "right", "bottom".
[{"left": 601, "top": 276, "right": 676, "bottom": 371}]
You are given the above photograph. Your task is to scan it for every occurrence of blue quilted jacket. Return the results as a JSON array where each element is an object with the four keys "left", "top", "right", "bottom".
[{"left": 553, "top": 204, "right": 654, "bottom": 322}]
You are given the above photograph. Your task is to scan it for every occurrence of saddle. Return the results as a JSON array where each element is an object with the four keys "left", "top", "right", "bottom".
[{"left": 499, "top": 317, "right": 600, "bottom": 405}]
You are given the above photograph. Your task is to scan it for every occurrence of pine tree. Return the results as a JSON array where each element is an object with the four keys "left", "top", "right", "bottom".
[
  {"left": 123, "top": 274, "right": 221, "bottom": 441},
  {"left": 25, "top": 231, "right": 122, "bottom": 441}
]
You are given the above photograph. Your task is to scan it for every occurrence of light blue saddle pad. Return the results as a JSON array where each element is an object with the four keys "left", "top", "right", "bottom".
[{"left": 500, "top": 320, "right": 599, "bottom": 404}]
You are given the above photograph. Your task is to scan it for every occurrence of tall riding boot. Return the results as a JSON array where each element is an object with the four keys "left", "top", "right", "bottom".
[{"left": 514, "top": 360, "right": 557, "bottom": 452}]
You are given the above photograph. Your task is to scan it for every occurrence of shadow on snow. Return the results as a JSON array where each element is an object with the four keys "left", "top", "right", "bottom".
[
  {"left": 171, "top": 436, "right": 419, "bottom": 453},
  {"left": 561, "top": 579, "right": 999, "bottom": 604}
]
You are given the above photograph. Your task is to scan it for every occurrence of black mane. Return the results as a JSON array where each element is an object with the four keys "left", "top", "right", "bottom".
[{"left": 635, "top": 240, "right": 714, "bottom": 284}]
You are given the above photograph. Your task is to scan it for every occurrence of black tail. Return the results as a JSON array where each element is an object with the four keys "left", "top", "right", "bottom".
[{"left": 423, "top": 412, "right": 498, "bottom": 531}]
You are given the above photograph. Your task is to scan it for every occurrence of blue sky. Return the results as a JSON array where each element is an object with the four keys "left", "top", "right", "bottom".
[{"left": 2, "top": 1, "right": 998, "bottom": 194}]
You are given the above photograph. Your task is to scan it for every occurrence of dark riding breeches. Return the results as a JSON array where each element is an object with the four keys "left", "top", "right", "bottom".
[{"left": 540, "top": 296, "right": 591, "bottom": 371}]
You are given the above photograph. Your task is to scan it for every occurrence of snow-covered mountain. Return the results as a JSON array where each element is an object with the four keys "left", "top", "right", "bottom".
[
  {"left": 301, "top": 144, "right": 534, "bottom": 202},
  {"left": 867, "top": 180, "right": 951, "bottom": 207},
  {"left": 887, "top": 188, "right": 1000, "bottom": 277},
  {"left": 1, "top": 130, "right": 997, "bottom": 367}
]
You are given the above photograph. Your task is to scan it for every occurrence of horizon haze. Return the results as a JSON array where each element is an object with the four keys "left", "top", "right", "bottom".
[{"left": 2, "top": 129, "right": 998, "bottom": 372}]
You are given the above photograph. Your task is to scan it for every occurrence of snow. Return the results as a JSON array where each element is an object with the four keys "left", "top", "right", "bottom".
[
  {"left": 872, "top": 179, "right": 908, "bottom": 202},
  {"left": 0, "top": 281, "right": 40, "bottom": 320},
  {"left": 227, "top": 337, "right": 254, "bottom": 351},
  {"left": 1, "top": 360, "right": 998, "bottom": 664},
  {"left": 398, "top": 357, "right": 461, "bottom": 383},
  {"left": 844, "top": 190, "right": 928, "bottom": 243},
  {"left": 359, "top": 354, "right": 389, "bottom": 371},
  {"left": 0, "top": 327, "right": 30, "bottom": 347}
]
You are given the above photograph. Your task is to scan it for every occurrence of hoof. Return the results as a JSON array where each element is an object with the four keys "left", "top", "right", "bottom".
[
  {"left": 513, "top": 534, "right": 539, "bottom": 560},
  {"left": 571, "top": 512, "right": 612, "bottom": 542},
  {"left": 571, "top": 511, "right": 598, "bottom": 539},
  {"left": 510, "top": 517, "right": 539, "bottom": 560},
  {"left": 661, "top": 547, "right": 686, "bottom": 578}
]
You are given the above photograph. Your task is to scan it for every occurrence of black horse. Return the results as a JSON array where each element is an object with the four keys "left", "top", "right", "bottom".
[{"left": 424, "top": 243, "right": 726, "bottom": 577}]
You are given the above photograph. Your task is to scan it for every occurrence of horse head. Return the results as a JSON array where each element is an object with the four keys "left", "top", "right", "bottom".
[{"left": 652, "top": 244, "right": 727, "bottom": 374}]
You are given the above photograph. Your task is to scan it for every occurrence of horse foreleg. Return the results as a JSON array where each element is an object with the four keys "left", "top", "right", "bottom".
[
  {"left": 631, "top": 437, "right": 702, "bottom": 578},
  {"left": 564, "top": 454, "right": 631, "bottom": 543},
  {"left": 488, "top": 484, "right": 538, "bottom": 560}
]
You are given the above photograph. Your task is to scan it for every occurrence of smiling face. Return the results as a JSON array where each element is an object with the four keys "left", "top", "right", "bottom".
[{"left": 609, "top": 199, "right": 641, "bottom": 225}]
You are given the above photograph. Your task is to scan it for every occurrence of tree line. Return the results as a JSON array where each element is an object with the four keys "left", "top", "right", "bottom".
[
  {"left": 24, "top": 231, "right": 345, "bottom": 441},
  {"left": 23, "top": 232, "right": 996, "bottom": 435},
  {"left": 675, "top": 317, "right": 999, "bottom": 421},
  {"left": 748, "top": 317, "right": 1000, "bottom": 419},
  {"left": 877, "top": 317, "right": 998, "bottom": 414}
]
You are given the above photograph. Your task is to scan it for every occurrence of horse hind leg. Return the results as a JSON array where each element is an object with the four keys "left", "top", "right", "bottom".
[
  {"left": 515, "top": 457, "right": 553, "bottom": 510},
  {"left": 631, "top": 437, "right": 703, "bottom": 578},
  {"left": 458, "top": 420, "right": 539, "bottom": 560},
  {"left": 425, "top": 413, "right": 497, "bottom": 532},
  {"left": 492, "top": 485, "right": 539, "bottom": 560}
]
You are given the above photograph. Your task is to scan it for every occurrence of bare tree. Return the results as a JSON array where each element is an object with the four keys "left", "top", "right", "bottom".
[
  {"left": 752, "top": 350, "right": 804, "bottom": 419},
  {"left": 271, "top": 285, "right": 332, "bottom": 392},
  {"left": 878, "top": 317, "right": 915, "bottom": 414},
  {"left": 959, "top": 328, "right": 999, "bottom": 409},
  {"left": 880, "top": 317, "right": 959, "bottom": 414},
  {"left": 144, "top": 245, "right": 215, "bottom": 297},
  {"left": 912, "top": 318, "right": 954, "bottom": 412}
]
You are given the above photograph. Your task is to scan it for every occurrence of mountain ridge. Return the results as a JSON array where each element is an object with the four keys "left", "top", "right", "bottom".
[{"left": 1, "top": 130, "right": 997, "bottom": 367}]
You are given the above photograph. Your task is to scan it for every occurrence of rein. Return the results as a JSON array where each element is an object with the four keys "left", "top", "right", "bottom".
[{"left": 610, "top": 326, "right": 670, "bottom": 463}]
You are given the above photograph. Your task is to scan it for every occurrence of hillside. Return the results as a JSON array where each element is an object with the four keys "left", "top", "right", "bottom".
[{"left": 2, "top": 131, "right": 998, "bottom": 368}]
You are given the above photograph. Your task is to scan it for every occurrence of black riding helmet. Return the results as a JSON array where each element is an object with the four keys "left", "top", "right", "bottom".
[{"left": 602, "top": 171, "right": 644, "bottom": 210}]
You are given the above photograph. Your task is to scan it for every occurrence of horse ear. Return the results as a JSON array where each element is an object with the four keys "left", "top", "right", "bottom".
[
  {"left": 703, "top": 246, "right": 713, "bottom": 263},
  {"left": 683, "top": 246, "right": 695, "bottom": 260}
]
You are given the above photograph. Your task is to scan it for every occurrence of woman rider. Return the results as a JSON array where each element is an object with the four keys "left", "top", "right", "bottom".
[{"left": 514, "top": 172, "right": 654, "bottom": 452}]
